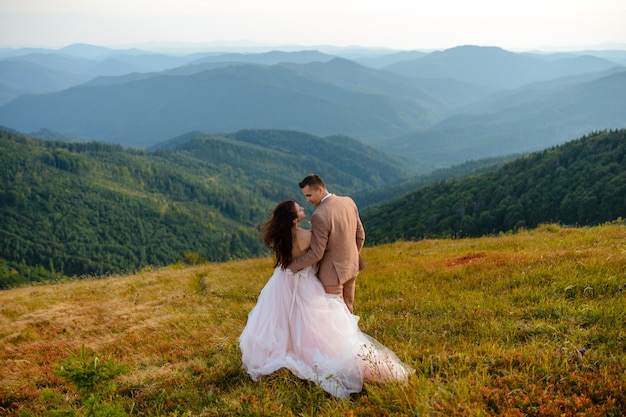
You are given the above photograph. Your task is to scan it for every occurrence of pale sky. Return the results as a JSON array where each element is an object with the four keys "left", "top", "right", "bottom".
[{"left": 1, "top": 0, "right": 625, "bottom": 51}]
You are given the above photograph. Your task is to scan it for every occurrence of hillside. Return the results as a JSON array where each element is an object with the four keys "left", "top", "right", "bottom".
[
  {"left": 363, "top": 130, "right": 626, "bottom": 244},
  {"left": 354, "top": 154, "right": 517, "bottom": 211},
  {"left": 1, "top": 223, "right": 625, "bottom": 416},
  {"left": 0, "top": 129, "right": 409, "bottom": 287}
]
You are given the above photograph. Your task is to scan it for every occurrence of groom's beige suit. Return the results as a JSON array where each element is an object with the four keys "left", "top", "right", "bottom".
[{"left": 289, "top": 194, "right": 365, "bottom": 309}]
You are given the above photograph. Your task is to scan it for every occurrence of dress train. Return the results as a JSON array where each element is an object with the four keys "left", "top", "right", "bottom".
[{"left": 239, "top": 266, "right": 411, "bottom": 398}]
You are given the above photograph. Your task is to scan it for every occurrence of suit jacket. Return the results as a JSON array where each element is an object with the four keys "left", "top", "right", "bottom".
[{"left": 289, "top": 194, "right": 365, "bottom": 286}]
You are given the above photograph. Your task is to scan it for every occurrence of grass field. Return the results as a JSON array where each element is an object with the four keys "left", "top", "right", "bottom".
[{"left": 1, "top": 222, "right": 625, "bottom": 416}]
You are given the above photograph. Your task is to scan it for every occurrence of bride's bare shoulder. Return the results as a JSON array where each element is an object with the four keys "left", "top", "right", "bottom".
[{"left": 293, "top": 229, "right": 312, "bottom": 256}]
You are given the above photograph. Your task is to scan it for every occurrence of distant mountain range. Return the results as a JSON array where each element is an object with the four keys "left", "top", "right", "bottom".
[
  {"left": 382, "top": 69, "right": 626, "bottom": 165},
  {"left": 386, "top": 45, "right": 622, "bottom": 89},
  {"left": 0, "top": 57, "right": 443, "bottom": 147},
  {"left": 0, "top": 43, "right": 625, "bottom": 166}
]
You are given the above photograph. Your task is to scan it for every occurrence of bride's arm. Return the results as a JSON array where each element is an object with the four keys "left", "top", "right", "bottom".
[{"left": 289, "top": 214, "right": 328, "bottom": 272}]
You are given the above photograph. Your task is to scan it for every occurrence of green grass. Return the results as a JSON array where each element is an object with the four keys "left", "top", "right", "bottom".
[{"left": 1, "top": 222, "right": 625, "bottom": 416}]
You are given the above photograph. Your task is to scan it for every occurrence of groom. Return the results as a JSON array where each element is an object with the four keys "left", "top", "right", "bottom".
[{"left": 288, "top": 174, "right": 365, "bottom": 313}]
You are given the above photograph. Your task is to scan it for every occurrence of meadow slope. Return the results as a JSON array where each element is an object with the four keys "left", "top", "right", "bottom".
[{"left": 1, "top": 222, "right": 625, "bottom": 416}]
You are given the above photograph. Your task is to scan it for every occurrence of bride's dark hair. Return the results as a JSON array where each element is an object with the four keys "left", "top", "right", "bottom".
[{"left": 259, "top": 200, "right": 298, "bottom": 268}]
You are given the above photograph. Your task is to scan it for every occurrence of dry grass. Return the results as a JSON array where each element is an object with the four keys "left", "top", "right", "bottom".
[{"left": 1, "top": 222, "right": 626, "bottom": 416}]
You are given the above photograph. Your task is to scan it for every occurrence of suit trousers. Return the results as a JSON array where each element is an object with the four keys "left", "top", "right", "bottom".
[{"left": 323, "top": 276, "right": 356, "bottom": 314}]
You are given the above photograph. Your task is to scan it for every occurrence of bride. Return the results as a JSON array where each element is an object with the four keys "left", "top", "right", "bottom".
[{"left": 239, "top": 200, "right": 412, "bottom": 398}]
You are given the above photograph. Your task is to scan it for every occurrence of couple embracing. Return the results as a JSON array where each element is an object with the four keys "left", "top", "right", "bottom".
[{"left": 239, "top": 174, "right": 411, "bottom": 399}]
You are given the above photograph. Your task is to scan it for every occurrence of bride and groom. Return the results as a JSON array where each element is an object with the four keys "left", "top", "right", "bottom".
[{"left": 239, "top": 174, "right": 411, "bottom": 399}]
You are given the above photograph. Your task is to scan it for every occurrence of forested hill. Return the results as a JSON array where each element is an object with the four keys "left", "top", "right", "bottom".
[
  {"left": 363, "top": 130, "right": 626, "bottom": 244},
  {"left": 0, "top": 129, "right": 409, "bottom": 288}
]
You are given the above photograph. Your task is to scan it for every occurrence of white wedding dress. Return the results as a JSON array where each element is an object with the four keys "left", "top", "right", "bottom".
[{"left": 239, "top": 265, "right": 411, "bottom": 399}]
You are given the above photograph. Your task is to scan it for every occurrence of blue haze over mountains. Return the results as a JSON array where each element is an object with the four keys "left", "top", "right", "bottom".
[{"left": 0, "top": 43, "right": 625, "bottom": 167}]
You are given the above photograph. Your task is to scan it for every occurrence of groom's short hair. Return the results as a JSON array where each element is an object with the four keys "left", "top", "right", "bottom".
[{"left": 299, "top": 174, "right": 325, "bottom": 190}]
